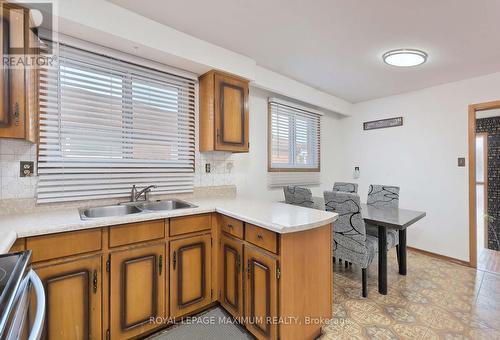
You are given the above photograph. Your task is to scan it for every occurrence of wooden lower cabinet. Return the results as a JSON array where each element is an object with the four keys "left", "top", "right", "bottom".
[
  {"left": 25, "top": 215, "right": 331, "bottom": 340},
  {"left": 170, "top": 234, "right": 212, "bottom": 317},
  {"left": 220, "top": 235, "right": 243, "bottom": 318},
  {"left": 244, "top": 246, "right": 278, "bottom": 340},
  {"left": 34, "top": 255, "right": 102, "bottom": 340},
  {"left": 109, "top": 243, "right": 166, "bottom": 339}
]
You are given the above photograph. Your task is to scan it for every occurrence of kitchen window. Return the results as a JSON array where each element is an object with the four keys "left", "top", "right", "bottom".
[
  {"left": 37, "top": 41, "right": 196, "bottom": 203},
  {"left": 268, "top": 98, "right": 321, "bottom": 172}
]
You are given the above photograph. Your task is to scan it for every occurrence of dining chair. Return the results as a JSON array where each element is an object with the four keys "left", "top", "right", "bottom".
[
  {"left": 324, "top": 191, "right": 377, "bottom": 297},
  {"left": 283, "top": 186, "right": 314, "bottom": 208},
  {"left": 332, "top": 182, "right": 358, "bottom": 193},
  {"left": 366, "top": 184, "right": 400, "bottom": 261}
]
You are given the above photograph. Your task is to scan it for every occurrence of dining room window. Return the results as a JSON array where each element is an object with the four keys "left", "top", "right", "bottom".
[
  {"left": 37, "top": 40, "right": 196, "bottom": 203},
  {"left": 268, "top": 98, "right": 321, "bottom": 172}
]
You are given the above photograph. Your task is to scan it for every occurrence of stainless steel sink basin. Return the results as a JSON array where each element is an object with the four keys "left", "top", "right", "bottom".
[
  {"left": 137, "top": 199, "right": 197, "bottom": 211},
  {"left": 79, "top": 199, "right": 197, "bottom": 219},
  {"left": 79, "top": 204, "right": 143, "bottom": 219}
]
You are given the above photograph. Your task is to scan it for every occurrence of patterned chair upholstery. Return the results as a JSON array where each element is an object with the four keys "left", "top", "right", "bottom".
[
  {"left": 283, "top": 186, "right": 314, "bottom": 208},
  {"left": 332, "top": 182, "right": 358, "bottom": 193},
  {"left": 324, "top": 190, "right": 377, "bottom": 297},
  {"left": 366, "top": 185, "right": 400, "bottom": 249}
]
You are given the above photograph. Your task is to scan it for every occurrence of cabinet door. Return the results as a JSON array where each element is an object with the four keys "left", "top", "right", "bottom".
[
  {"left": 34, "top": 255, "right": 102, "bottom": 340},
  {"left": 0, "top": 10, "right": 8, "bottom": 126},
  {"left": 244, "top": 247, "right": 278, "bottom": 340},
  {"left": 170, "top": 234, "right": 212, "bottom": 317},
  {"left": 220, "top": 235, "right": 243, "bottom": 318},
  {"left": 0, "top": 4, "right": 26, "bottom": 138},
  {"left": 214, "top": 73, "right": 249, "bottom": 152},
  {"left": 110, "top": 243, "right": 166, "bottom": 340}
]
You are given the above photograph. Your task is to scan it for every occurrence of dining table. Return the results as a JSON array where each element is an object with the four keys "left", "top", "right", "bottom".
[
  {"left": 360, "top": 203, "right": 426, "bottom": 295},
  {"left": 308, "top": 196, "right": 426, "bottom": 295}
]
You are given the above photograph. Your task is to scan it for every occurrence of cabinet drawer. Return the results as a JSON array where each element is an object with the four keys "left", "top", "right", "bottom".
[
  {"left": 220, "top": 215, "right": 243, "bottom": 239},
  {"left": 170, "top": 214, "right": 211, "bottom": 236},
  {"left": 109, "top": 220, "right": 165, "bottom": 248},
  {"left": 245, "top": 224, "right": 278, "bottom": 254},
  {"left": 27, "top": 229, "right": 102, "bottom": 263}
]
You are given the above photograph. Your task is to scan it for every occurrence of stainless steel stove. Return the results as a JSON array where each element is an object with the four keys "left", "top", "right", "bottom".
[{"left": 0, "top": 250, "right": 45, "bottom": 340}]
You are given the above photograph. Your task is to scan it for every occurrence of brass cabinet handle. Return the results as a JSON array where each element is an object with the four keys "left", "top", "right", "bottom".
[
  {"left": 92, "top": 270, "right": 97, "bottom": 293},
  {"left": 159, "top": 255, "right": 163, "bottom": 276},
  {"left": 173, "top": 251, "right": 177, "bottom": 271},
  {"left": 257, "top": 234, "right": 263, "bottom": 240},
  {"left": 227, "top": 224, "right": 233, "bottom": 229}
]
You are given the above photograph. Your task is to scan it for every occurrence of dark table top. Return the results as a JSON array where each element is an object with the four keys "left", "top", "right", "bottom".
[{"left": 361, "top": 203, "right": 426, "bottom": 230}]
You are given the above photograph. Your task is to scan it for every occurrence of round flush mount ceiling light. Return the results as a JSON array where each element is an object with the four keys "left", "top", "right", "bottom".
[{"left": 382, "top": 49, "right": 428, "bottom": 67}]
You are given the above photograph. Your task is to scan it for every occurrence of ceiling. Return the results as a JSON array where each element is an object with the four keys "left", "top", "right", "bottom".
[{"left": 107, "top": 0, "right": 500, "bottom": 103}]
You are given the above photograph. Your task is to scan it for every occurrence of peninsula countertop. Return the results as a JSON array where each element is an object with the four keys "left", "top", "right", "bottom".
[{"left": 0, "top": 197, "right": 338, "bottom": 252}]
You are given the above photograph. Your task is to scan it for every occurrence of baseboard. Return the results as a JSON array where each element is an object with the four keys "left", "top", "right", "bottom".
[{"left": 407, "top": 246, "right": 471, "bottom": 267}]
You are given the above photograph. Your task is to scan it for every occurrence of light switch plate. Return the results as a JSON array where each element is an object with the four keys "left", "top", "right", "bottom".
[
  {"left": 457, "top": 157, "right": 466, "bottom": 167},
  {"left": 20, "top": 161, "right": 34, "bottom": 177},
  {"left": 205, "top": 163, "right": 211, "bottom": 173}
]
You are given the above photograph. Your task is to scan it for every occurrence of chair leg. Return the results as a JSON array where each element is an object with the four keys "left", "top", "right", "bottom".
[
  {"left": 339, "top": 258, "right": 342, "bottom": 264},
  {"left": 362, "top": 268, "right": 367, "bottom": 297},
  {"left": 345, "top": 261, "right": 348, "bottom": 268},
  {"left": 396, "top": 245, "right": 400, "bottom": 266}
]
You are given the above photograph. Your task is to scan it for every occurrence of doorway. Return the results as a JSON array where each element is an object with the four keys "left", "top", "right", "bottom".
[{"left": 468, "top": 101, "right": 500, "bottom": 274}]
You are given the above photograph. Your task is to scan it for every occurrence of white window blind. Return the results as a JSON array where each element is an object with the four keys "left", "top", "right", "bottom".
[
  {"left": 269, "top": 98, "right": 321, "bottom": 171},
  {"left": 37, "top": 41, "right": 196, "bottom": 203}
]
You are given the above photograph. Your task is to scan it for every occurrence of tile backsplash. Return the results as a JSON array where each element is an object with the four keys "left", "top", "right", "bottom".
[
  {"left": 0, "top": 139, "right": 38, "bottom": 200},
  {"left": 195, "top": 151, "right": 236, "bottom": 187},
  {"left": 0, "top": 139, "right": 236, "bottom": 201}
]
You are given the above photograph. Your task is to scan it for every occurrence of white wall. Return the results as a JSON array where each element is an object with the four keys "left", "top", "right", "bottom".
[{"left": 334, "top": 71, "right": 500, "bottom": 262}]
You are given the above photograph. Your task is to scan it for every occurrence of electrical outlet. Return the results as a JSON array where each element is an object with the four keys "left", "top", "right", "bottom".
[
  {"left": 457, "top": 157, "right": 466, "bottom": 167},
  {"left": 205, "top": 163, "right": 211, "bottom": 173},
  {"left": 20, "top": 161, "right": 34, "bottom": 177}
]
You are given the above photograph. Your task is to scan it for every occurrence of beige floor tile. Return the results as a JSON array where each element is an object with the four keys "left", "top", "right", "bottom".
[{"left": 321, "top": 250, "right": 500, "bottom": 340}]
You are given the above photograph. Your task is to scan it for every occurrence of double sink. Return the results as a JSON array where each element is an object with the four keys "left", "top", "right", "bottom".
[{"left": 79, "top": 199, "right": 197, "bottom": 220}]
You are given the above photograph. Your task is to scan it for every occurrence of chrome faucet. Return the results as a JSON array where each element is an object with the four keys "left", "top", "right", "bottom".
[{"left": 130, "top": 185, "right": 158, "bottom": 202}]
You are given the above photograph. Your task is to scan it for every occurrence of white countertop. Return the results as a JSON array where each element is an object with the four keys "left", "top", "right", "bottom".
[
  {"left": 0, "top": 197, "right": 337, "bottom": 253},
  {"left": 0, "top": 230, "right": 17, "bottom": 254}
]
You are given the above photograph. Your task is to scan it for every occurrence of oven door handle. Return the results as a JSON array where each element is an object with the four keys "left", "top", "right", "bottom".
[{"left": 28, "top": 270, "right": 45, "bottom": 340}]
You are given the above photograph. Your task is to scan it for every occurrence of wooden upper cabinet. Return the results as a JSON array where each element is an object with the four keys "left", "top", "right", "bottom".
[
  {"left": 244, "top": 246, "right": 278, "bottom": 340},
  {"left": 170, "top": 234, "right": 212, "bottom": 317},
  {"left": 220, "top": 235, "right": 243, "bottom": 319},
  {"left": 109, "top": 243, "right": 166, "bottom": 340},
  {"left": 199, "top": 70, "right": 249, "bottom": 152},
  {"left": 0, "top": 10, "right": 8, "bottom": 126},
  {"left": 0, "top": 3, "right": 38, "bottom": 143},
  {"left": 33, "top": 255, "right": 102, "bottom": 340}
]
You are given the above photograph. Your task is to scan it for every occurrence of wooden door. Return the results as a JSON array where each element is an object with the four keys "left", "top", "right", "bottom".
[
  {"left": 220, "top": 235, "right": 243, "bottom": 318},
  {"left": 170, "top": 234, "right": 212, "bottom": 317},
  {"left": 214, "top": 73, "right": 249, "bottom": 152},
  {"left": 34, "top": 255, "right": 102, "bottom": 340},
  {"left": 244, "top": 247, "right": 278, "bottom": 340},
  {"left": 110, "top": 243, "right": 165, "bottom": 339}
]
